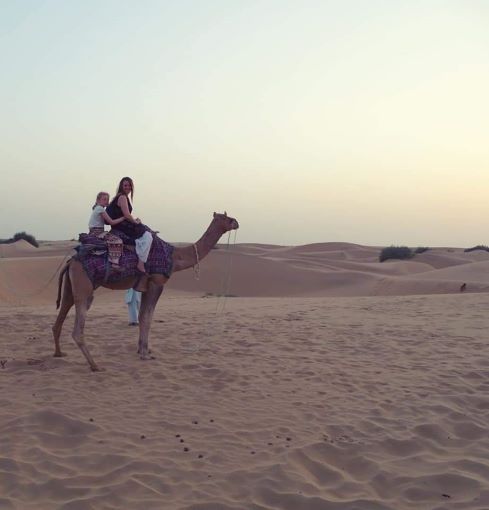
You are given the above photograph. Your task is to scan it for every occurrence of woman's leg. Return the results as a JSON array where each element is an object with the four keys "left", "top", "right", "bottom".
[{"left": 135, "top": 231, "right": 153, "bottom": 272}]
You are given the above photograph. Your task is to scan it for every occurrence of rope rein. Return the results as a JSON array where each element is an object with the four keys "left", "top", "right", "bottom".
[
  {"left": 215, "top": 230, "right": 235, "bottom": 315},
  {"left": 182, "top": 229, "right": 237, "bottom": 354},
  {"left": 192, "top": 243, "right": 200, "bottom": 280},
  {"left": 186, "top": 229, "right": 236, "bottom": 427}
]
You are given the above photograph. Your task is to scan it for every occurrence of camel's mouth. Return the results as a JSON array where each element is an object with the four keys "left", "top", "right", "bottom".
[{"left": 231, "top": 219, "right": 239, "bottom": 230}]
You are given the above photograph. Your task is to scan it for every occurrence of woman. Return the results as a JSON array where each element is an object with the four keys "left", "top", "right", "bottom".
[{"left": 105, "top": 177, "right": 153, "bottom": 273}]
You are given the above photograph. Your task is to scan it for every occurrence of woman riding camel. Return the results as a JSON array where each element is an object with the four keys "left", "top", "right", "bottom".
[{"left": 105, "top": 177, "right": 153, "bottom": 273}]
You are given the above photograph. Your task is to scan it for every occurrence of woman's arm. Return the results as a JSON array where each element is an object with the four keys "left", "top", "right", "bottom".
[
  {"left": 101, "top": 211, "right": 125, "bottom": 226},
  {"left": 118, "top": 195, "right": 138, "bottom": 223}
]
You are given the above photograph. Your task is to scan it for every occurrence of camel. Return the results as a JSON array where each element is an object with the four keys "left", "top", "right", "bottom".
[{"left": 52, "top": 212, "right": 239, "bottom": 371}]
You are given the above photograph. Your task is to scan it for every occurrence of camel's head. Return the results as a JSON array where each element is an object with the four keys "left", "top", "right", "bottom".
[{"left": 213, "top": 211, "right": 239, "bottom": 232}]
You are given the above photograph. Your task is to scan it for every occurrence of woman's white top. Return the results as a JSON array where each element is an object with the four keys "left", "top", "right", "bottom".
[{"left": 88, "top": 205, "right": 105, "bottom": 229}]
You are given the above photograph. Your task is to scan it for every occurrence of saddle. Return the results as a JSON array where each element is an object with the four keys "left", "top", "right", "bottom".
[
  {"left": 78, "top": 232, "right": 133, "bottom": 256},
  {"left": 75, "top": 231, "right": 174, "bottom": 289}
]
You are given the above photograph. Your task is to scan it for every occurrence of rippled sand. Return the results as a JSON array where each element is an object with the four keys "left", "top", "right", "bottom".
[{"left": 1, "top": 294, "right": 489, "bottom": 509}]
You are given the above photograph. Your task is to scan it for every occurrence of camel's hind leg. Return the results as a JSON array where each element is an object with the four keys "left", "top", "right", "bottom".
[
  {"left": 68, "top": 261, "right": 101, "bottom": 371},
  {"left": 72, "top": 298, "right": 101, "bottom": 371},
  {"left": 52, "top": 271, "right": 74, "bottom": 357}
]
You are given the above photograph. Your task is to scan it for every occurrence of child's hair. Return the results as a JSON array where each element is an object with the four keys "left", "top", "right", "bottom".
[{"left": 92, "top": 191, "right": 110, "bottom": 210}]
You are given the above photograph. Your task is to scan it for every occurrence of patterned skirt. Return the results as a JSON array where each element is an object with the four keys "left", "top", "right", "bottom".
[{"left": 89, "top": 227, "right": 105, "bottom": 236}]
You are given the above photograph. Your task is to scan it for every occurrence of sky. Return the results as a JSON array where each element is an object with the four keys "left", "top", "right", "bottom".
[{"left": 1, "top": 0, "right": 488, "bottom": 246}]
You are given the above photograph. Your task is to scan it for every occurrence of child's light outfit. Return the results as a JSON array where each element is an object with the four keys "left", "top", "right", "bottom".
[
  {"left": 88, "top": 205, "right": 123, "bottom": 267},
  {"left": 89, "top": 205, "right": 106, "bottom": 234}
]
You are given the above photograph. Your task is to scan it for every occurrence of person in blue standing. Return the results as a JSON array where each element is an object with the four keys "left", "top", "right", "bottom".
[{"left": 125, "top": 288, "right": 141, "bottom": 326}]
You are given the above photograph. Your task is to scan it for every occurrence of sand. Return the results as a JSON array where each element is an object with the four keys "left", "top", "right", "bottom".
[{"left": 1, "top": 240, "right": 489, "bottom": 509}]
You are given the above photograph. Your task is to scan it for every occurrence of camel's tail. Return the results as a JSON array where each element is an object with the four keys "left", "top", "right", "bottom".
[{"left": 56, "top": 262, "right": 70, "bottom": 309}]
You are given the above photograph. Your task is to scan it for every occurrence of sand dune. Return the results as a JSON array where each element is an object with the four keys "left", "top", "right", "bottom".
[
  {"left": 409, "top": 260, "right": 489, "bottom": 283},
  {"left": 170, "top": 243, "right": 489, "bottom": 297},
  {"left": 1, "top": 240, "right": 489, "bottom": 509},
  {"left": 0, "top": 239, "right": 39, "bottom": 256},
  {"left": 0, "top": 240, "right": 77, "bottom": 259},
  {"left": 1, "top": 240, "right": 489, "bottom": 304}
]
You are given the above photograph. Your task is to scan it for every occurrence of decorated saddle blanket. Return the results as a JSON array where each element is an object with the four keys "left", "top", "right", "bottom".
[{"left": 76, "top": 229, "right": 174, "bottom": 286}]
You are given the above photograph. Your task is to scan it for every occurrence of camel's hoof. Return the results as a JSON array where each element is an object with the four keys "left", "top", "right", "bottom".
[
  {"left": 91, "top": 365, "right": 105, "bottom": 372},
  {"left": 139, "top": 354, "right": 155, "bottom": 361},
  {"left": 53, "top": 351, "right": 67, "bottom": 358}
]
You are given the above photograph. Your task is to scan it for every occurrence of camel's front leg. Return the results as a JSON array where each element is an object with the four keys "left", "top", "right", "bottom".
[{"left": 138, "top": 281, "right": 163, "bottom": 360}]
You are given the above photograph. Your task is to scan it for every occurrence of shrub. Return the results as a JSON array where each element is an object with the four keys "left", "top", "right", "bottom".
[
  {"left": 464, "top": 245, "right": 489, "bottom": 253},
  {"left": 12, "top": 232, "right": 39, "bottom": 248},
  {"left": 379, "top": 246, "right": 413, "bottom": 262},
  {"left": 414, "top": 247, "right": 430, "bottom": 254},
  {"left": 0, "top": 231, "right": 39, "bottom": 248}
]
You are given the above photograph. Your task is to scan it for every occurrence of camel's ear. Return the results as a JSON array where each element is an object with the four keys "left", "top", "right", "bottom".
[
  {"left": 213, "top": 212, "right": 217, "bottom": 218},
  {"left": 224, "top": 211, "right": 227, "bottom": 216}
]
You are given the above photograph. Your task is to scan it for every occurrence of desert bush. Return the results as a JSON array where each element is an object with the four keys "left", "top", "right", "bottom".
[
  {"left": 0, "top": 231, "right": 39, "bottom": 248},
  {"left": 379, "top": 246, "right": 413, "bottom": 262},
  {"left": 12, "top": 232, "right": 39, "bottom": 247},
  {"left": 464, "top": 245, "right": 489, "bottom": 253}
]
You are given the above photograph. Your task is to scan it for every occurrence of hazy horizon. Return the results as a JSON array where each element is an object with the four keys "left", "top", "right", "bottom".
[{"left": 1, "top": 1, "right": 488, "bottom": 246}]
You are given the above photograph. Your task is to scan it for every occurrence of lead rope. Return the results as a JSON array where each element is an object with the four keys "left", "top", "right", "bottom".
[
  {"left": 182, "top": 230, "right": 236, "bottom": 354},
  {"left": 215, "top": 230, "right": 236, "bottom": 315},
  {"left": 186, "top": 231, "right": 236, "bottom": 432},
  {"left": 193, "top": 243, "right": 200, "bottom": 280}
]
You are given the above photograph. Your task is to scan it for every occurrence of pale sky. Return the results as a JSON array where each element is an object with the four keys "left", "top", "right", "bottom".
[{"left": 1, "top": 0, "right": 488, "bottom": 246}]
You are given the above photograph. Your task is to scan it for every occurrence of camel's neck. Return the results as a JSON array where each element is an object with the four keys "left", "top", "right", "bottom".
[{"left": 172, "top": 221, "right": 226, "bottom": 272}]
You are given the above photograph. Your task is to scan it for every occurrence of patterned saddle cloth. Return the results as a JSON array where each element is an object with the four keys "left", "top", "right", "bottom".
[{"left": 76, "top": 229, "right": 174, "bottom": 286}]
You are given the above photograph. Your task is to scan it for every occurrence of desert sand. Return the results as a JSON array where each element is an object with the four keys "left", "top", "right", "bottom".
[{"left": 1, "top": 240, "right": 489, "bottom": 509}]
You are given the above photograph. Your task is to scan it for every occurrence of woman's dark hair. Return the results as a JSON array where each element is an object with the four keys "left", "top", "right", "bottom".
[{"left": 116, "top": 177, "right": 134, "bottom": 201}]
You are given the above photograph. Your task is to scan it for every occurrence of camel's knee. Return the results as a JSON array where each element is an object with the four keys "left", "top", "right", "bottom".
[{"left": 72, "top": 333, "right": 87, "bottom": 348}]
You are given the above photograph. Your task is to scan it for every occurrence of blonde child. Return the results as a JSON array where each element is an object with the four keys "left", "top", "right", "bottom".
[
  {"left": 88, "top": 192, "right": 125, "bottom": 268},
  {"left": 89, "top": 192, "right": 125, "bottom": 234}
]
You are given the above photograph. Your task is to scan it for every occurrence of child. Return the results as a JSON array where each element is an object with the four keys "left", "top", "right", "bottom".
[
  {"left": 89, "top": 192, "right": 125, "bottom": 268},
  {"left": 89, "top": 192, "right": 125, "bottom": 234}
]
